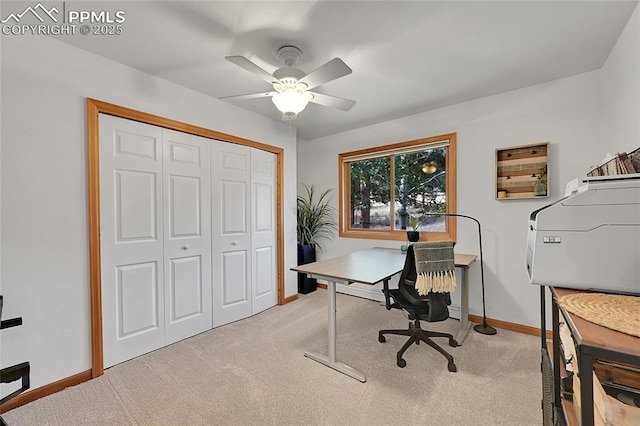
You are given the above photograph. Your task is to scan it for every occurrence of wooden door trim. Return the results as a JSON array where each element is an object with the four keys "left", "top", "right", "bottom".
[{"left": 87, "top": 98, "right": 286, "bottom": 377}]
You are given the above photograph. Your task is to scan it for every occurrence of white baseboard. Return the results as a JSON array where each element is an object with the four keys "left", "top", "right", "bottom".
[{"left": 449, "top": 304, "right": 461, "bottom": 319}]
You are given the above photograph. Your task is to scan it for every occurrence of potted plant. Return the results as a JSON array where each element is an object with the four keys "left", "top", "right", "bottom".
[
  {"left": 534, "top": 166, "right": 547, "bottom": 196},
  {"left": 407, "top": 215, "right": 421, "bottom": 242},
  {"left": 297, "top": 184, "right": 338, "bottom": 294}
]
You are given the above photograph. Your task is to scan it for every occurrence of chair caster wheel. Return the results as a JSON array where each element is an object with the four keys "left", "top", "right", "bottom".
[
  {"left": 448, "top": 363, "right": 457, "bottom": 372},
  {"left": 449, "top": 339, "right": 459, "bottom": 347},
  {"left": 397, "top": 358, "right": 406, "bottom": 368},
  {"left": 378, "top": 335, "right": 386, "bottom": 343}
]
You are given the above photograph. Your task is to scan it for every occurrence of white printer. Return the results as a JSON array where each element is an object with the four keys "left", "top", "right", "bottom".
[{"left": 527, "top": 174, "right": 640, "bottom": 295}]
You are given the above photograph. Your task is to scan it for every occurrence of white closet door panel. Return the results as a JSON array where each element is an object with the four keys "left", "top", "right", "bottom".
[
  {"left": 163, "top": 129, "right": 212, "bottom": 345},
  {"left": 222, "top": 181, "right": 247, "bottom": 233},
  {"left": 169, "top": 175, "right": 201, "bottom": 237},
  {"left": 212, "top": 141, "right": 252, "bottom": 327},
  {"left": 100, "top": 114, "right": 165, "bottom": 368},
  {"left": 222, "top": 250, "right": 249, "bottom": 304},
  {"left": 251, "top": 149, "right": 277, "bottom": 315},
  {"left": 114, "top": 131, "right": 157, "bottom": 160},
  {"left": 169, "top": 256, "right": 203, "bottom": 320},
  {"left": 254, "top": 246, "right": 274, "bottom": 297},
  {"left": 117, "top": 262, "right": 160, "bottom": 337},
  {"left": 115, "top": 170, "right": 158, "bottom": 242},
  {"left": 254, "top": 184, "right": 273, "bottom": 233}
]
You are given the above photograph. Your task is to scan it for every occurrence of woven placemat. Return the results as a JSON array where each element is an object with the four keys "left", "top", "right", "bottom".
[{"left": 559, "top": 293, "right": 640, "bottom": 338}]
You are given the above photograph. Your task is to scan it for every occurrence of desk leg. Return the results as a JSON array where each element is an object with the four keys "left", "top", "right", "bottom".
[
  {"left": 304, "top": 281, "right": 366, "bottom": 382},
  {"left": 455, "top": 266, "right": 472, "bottom": 344}
]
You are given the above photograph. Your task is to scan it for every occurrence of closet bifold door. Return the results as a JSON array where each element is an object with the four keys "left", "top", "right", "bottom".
[
  {"left": 99, "top": 114, "right": 277, "bottom": 365},
  {"left": 100, "top": 115, "right": 214, "bottom": 368},
  {"left": 250, "top": 148, "right": 277, "bottom": 315},
  {"left": 99, "top": 114, "right": 165, "bottom": 368},
  {"left": 162, "top": 129, "right": 212, "bottom": 345},
  {"left": 211, "top": 141, "right": 252, "bottom": 328}
]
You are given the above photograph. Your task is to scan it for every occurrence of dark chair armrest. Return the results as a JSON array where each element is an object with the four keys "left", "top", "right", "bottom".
[
  {"left": 382, "top": 278, "right": 392, "bottom": 310},
  {"left": 0, "top": 362, "right": 30, "bottom": 384},
  {"left": 0, "top": 362, "right": 31, "bottom": 405},
  {"left": 1, "top": 317, "right": 23, "bottom": 330},
  {"left": 381, "top": 278, "right": 402, "bottom": 310}
]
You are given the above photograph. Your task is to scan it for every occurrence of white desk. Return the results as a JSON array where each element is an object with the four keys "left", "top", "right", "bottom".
[{"left": 292, "top": 247, "right": 477, "bottom": 382}]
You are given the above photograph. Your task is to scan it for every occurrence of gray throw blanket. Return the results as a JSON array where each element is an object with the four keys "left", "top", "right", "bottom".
[{"left": 413, "top": 241, "right": 456, "bottom": 295}]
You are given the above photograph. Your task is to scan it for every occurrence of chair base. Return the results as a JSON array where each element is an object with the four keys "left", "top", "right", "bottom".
[{"left": 379, "top": 319, "right": 458, "bottom": 372}]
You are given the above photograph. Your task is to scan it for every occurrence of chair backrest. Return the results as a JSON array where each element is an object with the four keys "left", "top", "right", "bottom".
[{"left": 398, "top": 245, "right": 450, "bottom": 322}]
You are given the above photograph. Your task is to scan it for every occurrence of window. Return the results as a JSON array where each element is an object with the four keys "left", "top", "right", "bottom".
[{"left": 339, "top": 133, "right": 456, "bottom": 242}]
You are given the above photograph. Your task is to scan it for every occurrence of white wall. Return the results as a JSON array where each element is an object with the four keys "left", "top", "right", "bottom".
[
  {"left": 3, "top": 3, "right": 637, "bottom": 401},
  {"left": 601, "top": 3, "right": 640, "bottom": 155},
  {"left": 0, "top": 36, "right": 297, "bottom": 393},
  {"left": 298, "top": 71, "right": 603, "bottom": 329}
]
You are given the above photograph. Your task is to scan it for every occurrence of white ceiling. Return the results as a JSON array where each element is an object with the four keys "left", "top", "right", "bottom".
[{"left": 53, "top": 1, "right": 637, "bottom": 140}]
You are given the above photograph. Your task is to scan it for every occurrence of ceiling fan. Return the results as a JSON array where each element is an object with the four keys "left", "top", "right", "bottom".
[{"left": 221, "top": 46, "right": 356, "bottom": 120}]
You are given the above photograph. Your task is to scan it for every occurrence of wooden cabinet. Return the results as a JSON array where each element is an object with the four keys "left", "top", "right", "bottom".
[
  {"left": 496, "top": 142, "right": 549, "bottom": 199},
  {"left": 541, "top": 287, "right": 640, "bottom": 426}
]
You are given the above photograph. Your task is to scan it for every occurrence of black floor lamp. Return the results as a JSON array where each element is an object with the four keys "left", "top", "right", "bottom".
[{"left": 423, "top": 212, "right": 497, "bottom": 335}]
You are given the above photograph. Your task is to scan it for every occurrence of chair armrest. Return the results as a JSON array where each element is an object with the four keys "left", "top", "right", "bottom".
[
  {"left": 382, "top": 278, "right": 392, "bottom": 310},
  {"left": 0, "top": 362, "right": 30, "bottom": 384},
  {"left": 1, "top": 317, "right": 23, "bottom": 330},
  {"left": 0, "top": 362, "right": 30, "bottom": 405},
  {"left": 381, "top": 278, "right": 403, "bottom": 310}
]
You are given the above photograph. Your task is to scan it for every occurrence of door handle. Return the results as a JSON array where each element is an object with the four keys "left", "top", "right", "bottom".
[
  {"left": 182, "top": 245, "right": 189, "bottom": 250},
  {"left": 231, "top": 241, "right": 237, "bottom": 246}
]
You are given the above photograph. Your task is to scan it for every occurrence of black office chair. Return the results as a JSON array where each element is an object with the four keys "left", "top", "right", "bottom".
[{"left": 378, "top": 244, "right": 458, "bottom": 372}]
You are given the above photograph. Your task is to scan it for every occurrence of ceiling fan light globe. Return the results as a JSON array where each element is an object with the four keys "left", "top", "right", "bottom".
[{"left": 272, "top": 90, "right": 313, "bottom": 116}]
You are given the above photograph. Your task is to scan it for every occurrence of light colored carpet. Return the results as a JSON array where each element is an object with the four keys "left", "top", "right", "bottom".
[{"left": 3, "top": 290, "right": 541, "bottom": 425}]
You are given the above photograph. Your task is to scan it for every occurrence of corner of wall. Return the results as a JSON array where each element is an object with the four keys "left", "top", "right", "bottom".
[{"left": 599, "top": 3, "right": 640, "bottom": 153}]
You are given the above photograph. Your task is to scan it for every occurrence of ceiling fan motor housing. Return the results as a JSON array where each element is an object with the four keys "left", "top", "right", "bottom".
[
  {"left": 277, "top": 45, "right": 303, "bottom": 66},
  {"left": 273, "top": 46, "right": 306, "bottom": 81}
]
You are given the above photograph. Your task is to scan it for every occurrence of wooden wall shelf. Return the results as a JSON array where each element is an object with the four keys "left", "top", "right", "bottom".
[{"left": 496, "top": 142, "right": 549, "bottom": 200}]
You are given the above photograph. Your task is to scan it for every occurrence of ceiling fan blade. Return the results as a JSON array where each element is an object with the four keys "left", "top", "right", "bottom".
[
  {"left": 309, "top": 92, "right": 356, "bottom": 111},
  {"left": 225, "top": 56, "right": 276, "bottom": 84},
  {"left": 299, "top": 58, "right": 352, "bottom": 90},
  {"left": 220, "top": 92, "right": 276, "bottom": 101}
]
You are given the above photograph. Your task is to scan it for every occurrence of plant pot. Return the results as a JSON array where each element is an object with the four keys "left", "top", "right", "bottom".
[
  {"left": 297, "top": 244, "right": 317, "bottom": 294},
  {"left": 406, "top": 231, "right": 420, "bottom": 243},
  {"left": 534, "top": 181, "right": 547, "bottom": 196}
]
